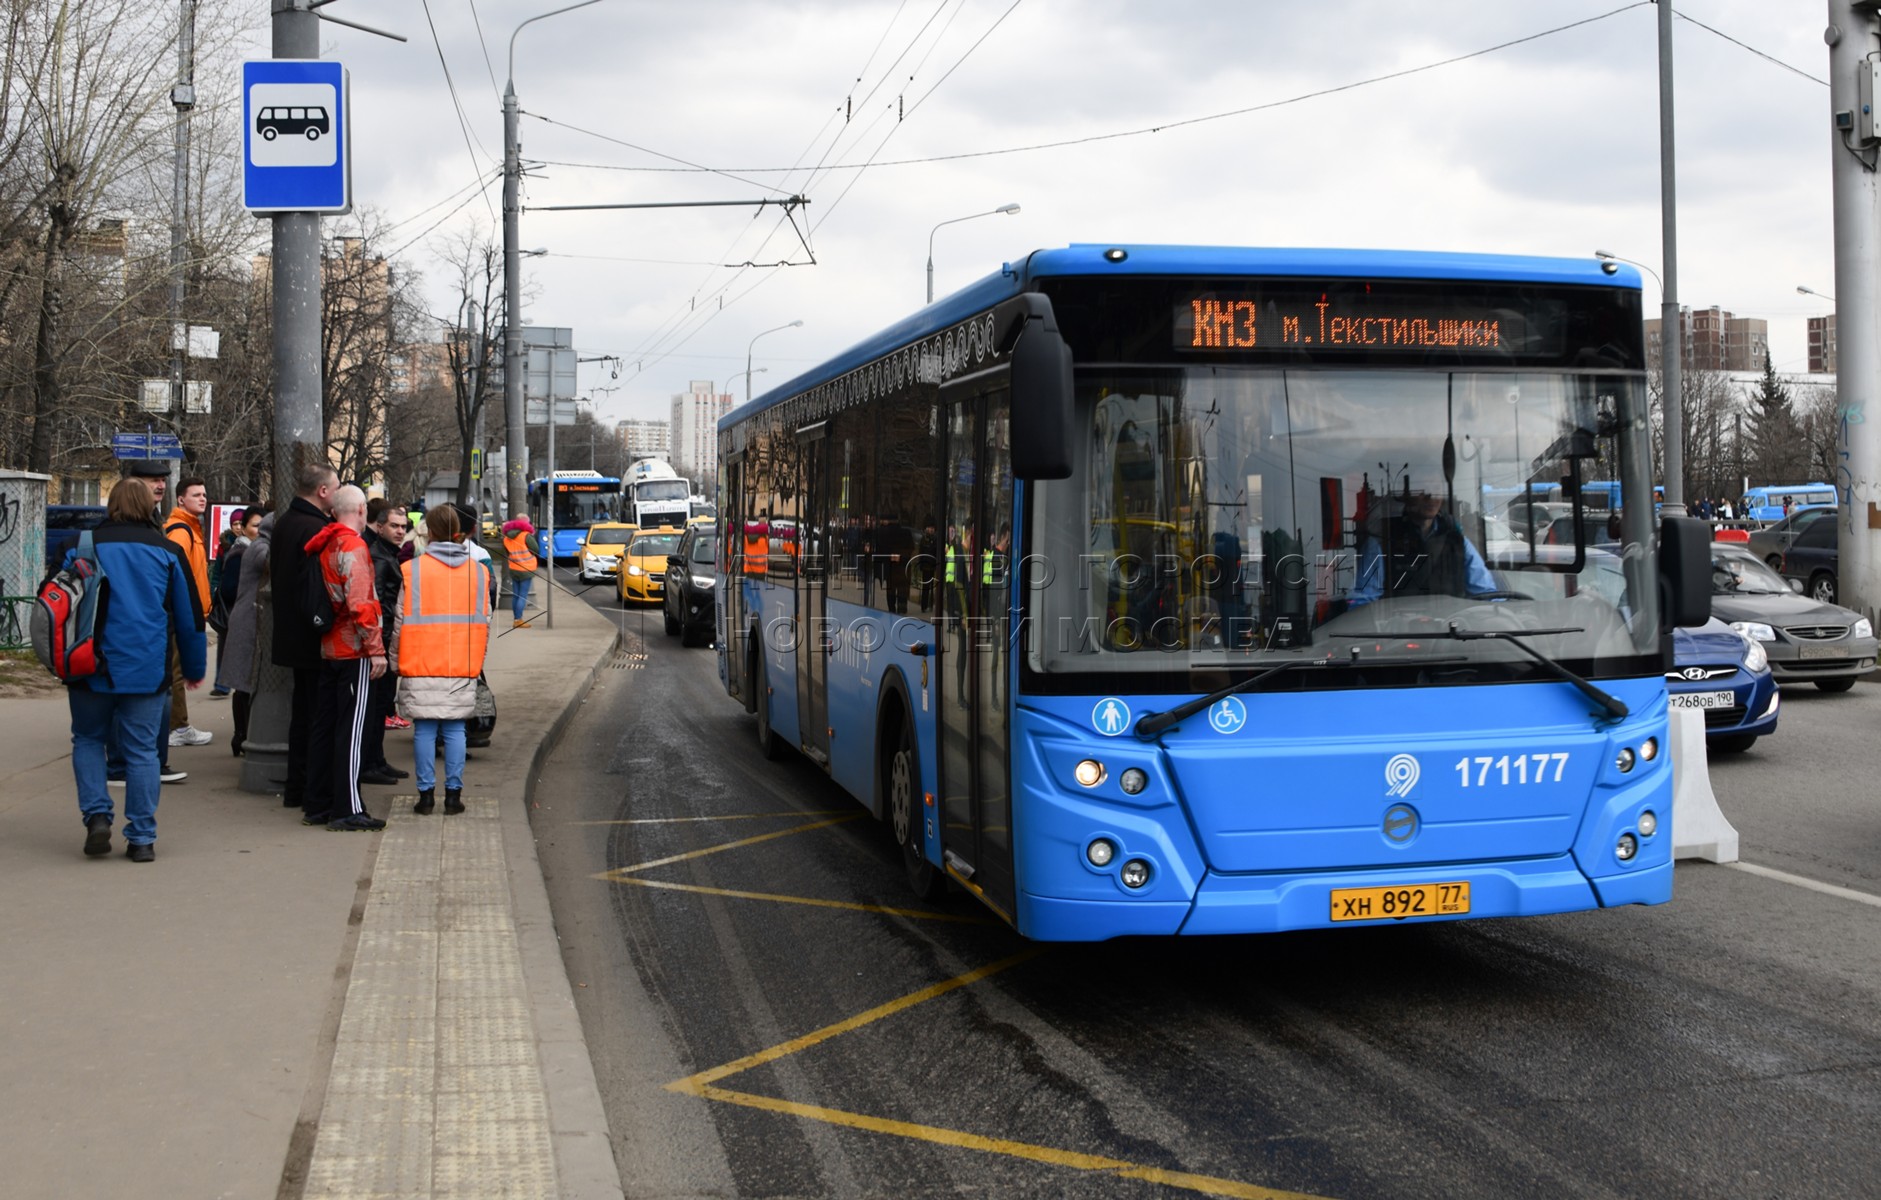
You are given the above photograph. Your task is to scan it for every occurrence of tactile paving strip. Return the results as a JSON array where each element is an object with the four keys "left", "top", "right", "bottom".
[{"left": 304, "top": 801, "right": 559, "bottom": 1199}]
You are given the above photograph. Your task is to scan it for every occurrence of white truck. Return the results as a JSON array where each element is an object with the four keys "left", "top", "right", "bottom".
[{"left": 625, "top": 458, "right": 692, "bottom": 530}]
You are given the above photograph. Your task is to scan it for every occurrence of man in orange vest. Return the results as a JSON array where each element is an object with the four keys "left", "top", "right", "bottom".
[
  {"left": 395, "top": 505, "right": 492, "bottom": 815},
  {"left": 499, "top": 516, "right": 542, "bottom": 628},
  {"left": 163, "top": 476, "right": 213, "bottom": 748}
]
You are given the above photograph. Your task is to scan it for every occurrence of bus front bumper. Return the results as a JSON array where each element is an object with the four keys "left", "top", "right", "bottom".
[{"left": 1018, "top": 858, "right": 1669, "bottom": 942}]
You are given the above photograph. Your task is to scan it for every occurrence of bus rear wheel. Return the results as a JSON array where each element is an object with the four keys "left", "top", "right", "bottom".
[{"left": 886, "top": 715, "right": 940, "bottom": 900}]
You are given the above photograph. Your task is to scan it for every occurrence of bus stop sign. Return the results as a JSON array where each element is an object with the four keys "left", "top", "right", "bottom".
[{"left": 242, "top": 59, "right": 351, "bottom": 214}]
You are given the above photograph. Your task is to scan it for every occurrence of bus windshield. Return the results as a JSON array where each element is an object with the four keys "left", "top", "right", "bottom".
[
  {"left": 544, "top": 488, "right": 614, "bottom": 530},
  {"left": 1027, "top": 367, "right": 1659, "bottom": 687}
]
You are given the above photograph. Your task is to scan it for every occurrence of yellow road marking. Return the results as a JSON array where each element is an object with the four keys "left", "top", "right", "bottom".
[
  {"left": 667, "top": 951, "right": 1332, "bottom": 1200},
  {"left": 670, "top": 951, "right": 1041, "bottom": 1090},
  {"left": 613, "top": 813, "right": 864, "bottom": 875},
  {"left": 572, "top": 810, "right": 852, "bottom": 826},
  {"left": 602, "top": 876, "right": 990, "bottom": 924},
  {"left": 687, "top": 1085, "right": 1326, "bottom": 1200}
]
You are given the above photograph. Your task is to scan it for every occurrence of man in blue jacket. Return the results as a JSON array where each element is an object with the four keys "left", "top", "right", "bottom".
[{"left": 71, "top": 478, "right": 208, "bottom": 862}]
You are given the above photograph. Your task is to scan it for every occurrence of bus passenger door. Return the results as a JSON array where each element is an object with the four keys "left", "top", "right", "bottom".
[
  {"left": 796, "top": 423, "right": 830, "bottom": 765},
  {"left": 938, "top": 386, "right": 1016, "bottom": 920},
  {"left": 722, "top": 456, "right": 749, "bottom": 706}
]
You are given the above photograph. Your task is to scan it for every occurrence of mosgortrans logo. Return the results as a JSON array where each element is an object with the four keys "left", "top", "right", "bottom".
[{"left": 1384, "top": 753, "right": 1420, "bottom": 798}]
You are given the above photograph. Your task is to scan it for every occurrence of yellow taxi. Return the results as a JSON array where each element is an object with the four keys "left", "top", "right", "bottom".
[
  {"left": 616, "top": 525, "right": 684, "bottom": 604},
  {"left": 577, "top": 521, "right": 636, "bottom": 583}
]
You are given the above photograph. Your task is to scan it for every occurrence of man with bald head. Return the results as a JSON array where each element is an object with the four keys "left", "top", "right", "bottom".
[{"left": 301, "top": 484, "right": 388, "bottom": 831}]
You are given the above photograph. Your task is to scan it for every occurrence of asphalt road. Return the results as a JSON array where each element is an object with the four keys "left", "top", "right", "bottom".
[{"left": 531, "top": 570, "right": 1881, "bottom": 1199}]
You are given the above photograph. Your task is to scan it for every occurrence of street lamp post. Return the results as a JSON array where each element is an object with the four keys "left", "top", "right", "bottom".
[
  {"left": 926, "top": 203, "right": 1019, "bottom": 303},
  {"left": 1596, "top": 248, "right": 1684, "bottom": 504},
  {"left": 504, "top": 1, "right": 606, "bottom": 526},
  {"left": 745, "top": 320, "right": 802, "bottom": 403},
  {"left": 1797, "top": 284, "right": 1837, "bottom": 304}
]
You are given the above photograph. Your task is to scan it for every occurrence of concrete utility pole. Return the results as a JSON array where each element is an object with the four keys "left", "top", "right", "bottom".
[
  {"left": 502, "top": 80, "right": 525, "bottom": 524},
  {"left": 1827, "top": 1, "right": 1881, "bottom": 621},
  {"left": 244, "top": 0, "right": 325, "bottom": 795},
  {"left": 1656, "top": 0, "right": 1685, "bottom": 517},
  {"left": 271, "top": 1, "right": 324, "bottom": 501},
  {"left": 168, "top": 0, "right": 196, "bottom": 511}
]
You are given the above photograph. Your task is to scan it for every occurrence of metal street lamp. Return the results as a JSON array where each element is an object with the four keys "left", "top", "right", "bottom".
[
  {"left": 927, "top": 203, "right": 1019, "bottom": 303},
  {"left": 745, "top": 321, "right": 802, "bottom": 403},
  {"left": 1797, "top": 284, "right": 1836, "bottom": 304},
  {"left": 1595, "top": 249, "right": 1661, "bottom": 295},
  {"left": 503, "top": 1, "right": 607, "bottom": 528}
]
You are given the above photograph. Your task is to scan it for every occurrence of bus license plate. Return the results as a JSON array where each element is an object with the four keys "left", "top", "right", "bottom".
[
  {"left": 1330, "top": 882, "right": 1470, "bottom": 922},
  {"left": 1668, "top": 691, "right": 1734, "bottom": 709}
]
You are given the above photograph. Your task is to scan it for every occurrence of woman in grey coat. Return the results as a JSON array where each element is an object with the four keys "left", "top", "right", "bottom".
[
  {"left": 393, "top": 506, "right": 492, "bottom": 815},
  {"left": 218, "top": 511, "right": 273, "bottom": 755}
]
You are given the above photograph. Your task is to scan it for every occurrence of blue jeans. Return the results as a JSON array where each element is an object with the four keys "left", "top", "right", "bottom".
[
  {"left": 72, "top": 687, "right": 166, "bottom": 845},
  {"left": 511, "top": 573, "right": 534, "bottom": 621},
  {"left": 412, "top": 718, "right": 466, "bottom": 793}
]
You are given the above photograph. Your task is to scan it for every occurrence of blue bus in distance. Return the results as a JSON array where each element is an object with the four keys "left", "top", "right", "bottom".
[
  {"left": 716, "top": 244, "right": 1711, "bottom": 941},
  {"left": 1740, "top": 483, "right": 1836, "bottom": 524},
  {"left": 528, "top": 470, "right": 623, "bottom": 562}
]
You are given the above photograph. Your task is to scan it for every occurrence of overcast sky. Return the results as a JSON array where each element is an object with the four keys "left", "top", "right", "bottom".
[{"left": 240, "top": 1, "right": 1838, "bottom": 428}]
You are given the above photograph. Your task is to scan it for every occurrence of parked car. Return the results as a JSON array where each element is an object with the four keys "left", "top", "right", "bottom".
[
  {"left": 662, "top": 522, "right": 718, "bottom": 646},
  {"left": 1708, "top": 544, "right": 1875, "bottom": 692},
  {"left": 1500, "top": 500, "right": 1571, "bottom": 543},
  {"left": 1668, "top": 618, "right": 1780, "bottom": 754},
  {"left": 1744, "top": 506, "right": 1835, "bottom": 569},
  {"left": 45, "top": 505, "right": 108, "bottom": 573},
  {"left": 1779, "top": 516, "right": 1841, "bottom": 604}
]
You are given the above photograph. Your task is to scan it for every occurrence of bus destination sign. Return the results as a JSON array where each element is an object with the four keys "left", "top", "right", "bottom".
[{"left": 1173, "top": 288, "right": 1542, "bottom": 356}]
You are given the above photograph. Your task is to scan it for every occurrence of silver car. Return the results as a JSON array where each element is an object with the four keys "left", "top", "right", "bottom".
[
  {"left": 1709, "top": 544, "right": 1877, "bottom": 692},
  {"left": 1743, "top": 506, "right": 1835, "bottom": 570}
]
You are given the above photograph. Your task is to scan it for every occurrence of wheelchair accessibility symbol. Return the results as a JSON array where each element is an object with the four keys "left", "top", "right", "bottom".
[{"left": 1208, "top": 696, "right": 1247, "bottom": 735}]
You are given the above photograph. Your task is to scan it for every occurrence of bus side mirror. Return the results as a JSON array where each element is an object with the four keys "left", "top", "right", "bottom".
[
  {"left": 1658, "top": 517, "right": 1712, "bottom": 629},
  {"left": 1008, "top": 293, "right": 1074, "bottom": 481}
]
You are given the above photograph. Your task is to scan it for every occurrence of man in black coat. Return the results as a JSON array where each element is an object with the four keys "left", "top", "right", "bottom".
[
  {"left": 271, "top": 463, "right": 338, "bottom": 816},
  {"left": 357, "top": 497, "right": 408, "bottom": 784}
]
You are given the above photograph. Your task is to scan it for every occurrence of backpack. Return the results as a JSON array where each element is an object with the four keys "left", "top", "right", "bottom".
[
  {"left": 32, "top": 530, "right": 106, "bottom": 682},
  {"left": 300, "top": 551, "right": 338, "bottom": 634}
]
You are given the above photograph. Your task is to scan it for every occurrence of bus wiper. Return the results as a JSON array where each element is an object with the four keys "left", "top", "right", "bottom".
[
  {"left": 1132, "top": 650, "right": 1469, "bottom": 741},
  {"left": 1338, "top": 621, "right": 1627, "bottom": 721}
]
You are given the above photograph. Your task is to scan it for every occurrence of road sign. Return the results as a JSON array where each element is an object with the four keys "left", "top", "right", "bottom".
[
  {"left": 469, "top": 448, "right": 482, "bottom": 480},
  {"left": 112, "top": 431, "right": 184, "bottom": 460},
  {"left": 242, "top": 59, "right": 351, "bottom": 214}
]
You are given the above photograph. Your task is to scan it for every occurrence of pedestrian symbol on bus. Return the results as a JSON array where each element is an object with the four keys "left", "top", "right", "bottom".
[
  {"left": 1209, "top": 696, "right": 1247, "bottom": 735},
  {"left": 1092, "top": 697, "right": 1131, "bottom": 737}
]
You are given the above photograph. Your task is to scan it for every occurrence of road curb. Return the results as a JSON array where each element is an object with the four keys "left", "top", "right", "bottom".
[{"left": 502, "top": 607, "right": 627, "bottom": 1200}]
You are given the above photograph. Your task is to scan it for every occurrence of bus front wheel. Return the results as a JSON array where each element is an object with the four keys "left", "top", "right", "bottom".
[
  {"left": 886, "top": 715, "right": 940, "bottom": 900},
  {"left": 753, "top": 650, "right": 783, "bottom": 760}
]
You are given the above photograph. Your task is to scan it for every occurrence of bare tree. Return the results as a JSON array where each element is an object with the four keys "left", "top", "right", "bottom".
[{"left": 431, "top": 224, "right": 505, "bottom": 506}]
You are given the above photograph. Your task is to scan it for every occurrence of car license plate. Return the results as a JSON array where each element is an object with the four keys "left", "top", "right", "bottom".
[
  {"left": 1330, "top": 881, "right": 1470, "bottom": 922},
  {"left": 1668, "top": 690, "right": 1734, "bottom": 709},
  {"left": 1798, "top": 645, "right": 1849, "bottom": 660}
]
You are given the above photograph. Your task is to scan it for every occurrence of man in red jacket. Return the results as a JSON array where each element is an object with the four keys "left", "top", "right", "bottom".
[{"left": 302, "top": 485, "right": 388, "bottom": 831}]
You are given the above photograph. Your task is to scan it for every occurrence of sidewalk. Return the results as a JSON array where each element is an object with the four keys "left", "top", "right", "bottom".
[{"left": 0, "top": 597, "right": 624, "bottom": 1200}]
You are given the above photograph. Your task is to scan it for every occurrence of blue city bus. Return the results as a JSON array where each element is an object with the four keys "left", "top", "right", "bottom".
[
  {"left": 1740, "top": 483, "right": 1836, "bottom": 524},
  {"left": 716, "top": 244, "right": 1710, "bottom": 941},
  {"left": 528, "top": 470, "right": 623, "bottom": 561}
]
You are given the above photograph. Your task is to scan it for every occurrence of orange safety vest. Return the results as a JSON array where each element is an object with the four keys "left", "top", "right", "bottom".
[
  {"left": 398, "top": 554, "right": 490, "bottom": 679},
  {"left": 743, "top": 518, "right": 768, "bottom": 576},
  {"left": 503, "top": 529, "right": 538, "bottom": 573}
]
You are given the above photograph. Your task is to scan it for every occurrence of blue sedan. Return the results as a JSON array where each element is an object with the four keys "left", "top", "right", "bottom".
[{"left": 1668, "top": 618, "right": 1779, "bottom": 754}]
